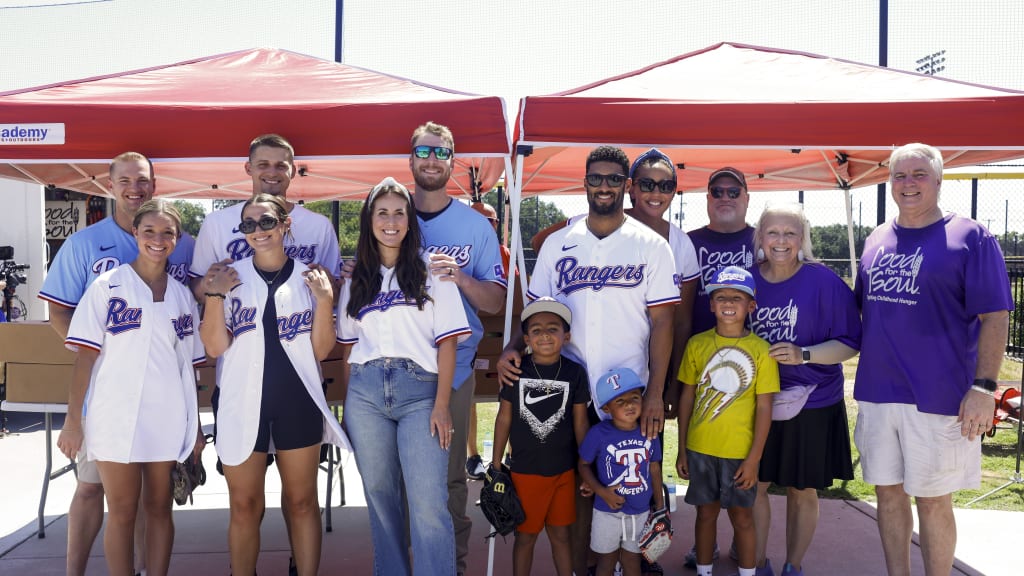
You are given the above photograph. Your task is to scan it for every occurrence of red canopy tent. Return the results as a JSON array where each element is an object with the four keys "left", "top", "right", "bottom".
[{"left": 0, "top": 48, "right": 510, "bottom": 200}]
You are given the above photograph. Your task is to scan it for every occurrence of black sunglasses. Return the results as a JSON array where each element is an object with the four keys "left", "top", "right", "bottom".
[
  {"left": 238, "top": 215, "right": 281, "bottom": 234},
  {"left": 585, "top": 173, "right": 627, "bottom": 188},
  {"left": 709, "top": 186, "right": 744, "bottom": 199},
  {"left": 412, "top": 145, "right": 453, "bottom": 160},
  {"left": 635, "top": 178, "right": 677, "bottom": 194}
]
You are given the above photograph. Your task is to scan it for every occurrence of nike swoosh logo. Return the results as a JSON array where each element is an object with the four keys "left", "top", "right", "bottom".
[
  {"left": 100, "top": 245, "right": 115, "bottom": 251},
  {"left": 231, "top": 227, "right": 241, "bottom": 234},
  {"left": 524, "top": 391, "right": 561, "bottom": 405},
  {"left": 109, "top": 284, "right": 120, "bottom": 288},
  {"left": 561, "top": 244, "right": 577, "bottom": 251}
]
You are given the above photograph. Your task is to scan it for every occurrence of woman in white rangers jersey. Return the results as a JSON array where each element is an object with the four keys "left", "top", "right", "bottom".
[
  {"left": 57, "top": 200, "right": 205, "bottom": 576},
  {"left": 200, "top": 193, "right": 348, "bottom": 576},
  {"left": 337, "top": 178, "right": 471, "bottom": 576}
]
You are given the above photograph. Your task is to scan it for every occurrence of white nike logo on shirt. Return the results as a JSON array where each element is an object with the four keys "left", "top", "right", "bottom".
[{"left": 524, "top": 390, "right": 561, "bottom": 405}]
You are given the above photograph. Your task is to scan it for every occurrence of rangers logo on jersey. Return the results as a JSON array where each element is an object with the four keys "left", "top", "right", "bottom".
[
  {"left": 425, "top": 244, "right": 472, "bottom": 268},
  {"left": 603, "top": 437, "right": 652, "bottom": 495},
  {"left": 92, "top": 256, "right": 121, "bottom": 276},
  {"left": 224, "top": 238, "right": 320, "bottom": 264},
  {"left": 229, "top": 297, "right": 258, "bottom": 337},
  {"left": 555, "top": 256, "right": 645, "bottom": 295},
  {"left": 278, "top": 309, "right": 314, "bottom": 341},
  {"left": 105, "top": 297, "right": 142, "bottom": 335},
  {"left": 355, "top": 289, "right": 419, "bottom": 320},
  {"left": 172, "top": 313, "right": 195, "bottom": 340}
]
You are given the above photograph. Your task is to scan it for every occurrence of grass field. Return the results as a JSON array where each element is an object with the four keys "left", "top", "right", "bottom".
[{"left": 473, "top": 355, "right": 1024, "bottom": 511}]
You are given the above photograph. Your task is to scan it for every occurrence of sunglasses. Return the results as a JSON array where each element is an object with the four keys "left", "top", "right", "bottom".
[
  {"left": 412, "top": 145, "right": 453, "bottom": 160},
  {"left": 585, "top": 173, "right": 627, "bottom": 188},
  {"left": 709, "top": 186, "right": 744, "bottom": 199},
  {"left": 635, "top": 178, "right": 677, "bottom": 194},
  {"left": 238, "top": 215, "right": 281, "bottom": 234}
]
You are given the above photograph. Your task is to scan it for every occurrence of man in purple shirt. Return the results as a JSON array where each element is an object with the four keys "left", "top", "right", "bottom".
[{"left": 854, "top": 143, "right": 1012, "bottom": 576}]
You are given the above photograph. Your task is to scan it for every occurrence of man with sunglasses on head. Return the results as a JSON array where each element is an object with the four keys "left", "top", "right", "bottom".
[
  {"left": 499, "top": 145, "right": 679, "bottom": 576},
  {"left": 188, "top": 133, "right": 340, "bottom": 576},
  {"left": 408, "top": 121, "right": 508, "bottom": 576}
]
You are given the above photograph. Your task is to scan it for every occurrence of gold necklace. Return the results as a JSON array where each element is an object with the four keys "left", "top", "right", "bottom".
[
  {"left": 255, "top": 263, "right": 285, "bottom": 285},
  {"left": 530, "top": 356, "right": 562, "bottom": 394}
]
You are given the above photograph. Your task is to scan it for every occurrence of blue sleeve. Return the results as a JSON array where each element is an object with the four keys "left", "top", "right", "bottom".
[
  {"left": 39, "top": 236, "right": 89, "bottom": 307},
  {"left": 472, "top": 219, "right": 506, "bottom": 286}
]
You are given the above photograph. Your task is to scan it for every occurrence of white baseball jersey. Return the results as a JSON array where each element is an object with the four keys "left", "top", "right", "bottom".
[
  {"left": 417, "top": 200, "right": 506, "bottom": 388},
  {"left": 190, "top": 202, "right": 341, "bottom": 278},
  {"left": 566, "top": 214, "right": 700, "bottom": 288},
  {"left": 213, "top": 257, "right": 350, "bottom": 466},
  {"left": 39, "top": 216, "right": 193, "bottom": 308},
  {"left": 65, "top": 264, "right": 204, "bottom": 463},
  {"left": 528, "top": 216, "right": 680, "bottom": 417},
  {"left": 336, "top": 253, "right": 472, "bottom": 373}
]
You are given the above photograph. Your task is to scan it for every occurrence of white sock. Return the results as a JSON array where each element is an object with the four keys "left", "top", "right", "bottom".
[
  {"left": 697, "top": 564, "right": 713, "bottom": 576},
  {"left": 738, "top": 567, "right": 756, "bottom": 576}
]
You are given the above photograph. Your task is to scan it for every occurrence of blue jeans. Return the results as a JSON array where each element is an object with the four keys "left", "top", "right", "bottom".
[{"left": 345, "top": 358, "right": 455, "bottom": 576}]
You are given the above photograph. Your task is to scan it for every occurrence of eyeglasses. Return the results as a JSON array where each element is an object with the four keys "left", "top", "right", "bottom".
[
  {"left": 635, "top": 178, "right": 676, "bottom": 194},
  {"left": 412, "top": 145, "right": 453, "bottom": 160},
  {"left": 709, "top": 186, "right": 744, "bottom": 199},
  {"left": 238, "top": 215, "right": 281, "bottom": 234},
  {"left": 584, "top": 173, "right": 627, "bottom": 188}
]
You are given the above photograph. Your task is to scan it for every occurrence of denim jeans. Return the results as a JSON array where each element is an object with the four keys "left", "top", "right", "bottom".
[{"left": 345, "top": 358, "right": 455, "bottom": 576}]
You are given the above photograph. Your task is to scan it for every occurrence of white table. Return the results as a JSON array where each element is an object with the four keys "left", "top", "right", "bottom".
[{"left": 0, "top": 401, "right": 76, "bottom": 538}]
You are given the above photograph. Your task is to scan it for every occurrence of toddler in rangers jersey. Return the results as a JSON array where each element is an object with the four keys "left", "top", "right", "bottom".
[
  {"left": 491, "top": 297, "right": 590, "bottom": 576},
  {"left": 578, "top": 367, "right": 664, "bottom": 576},
  {"left": 676, "top": 266, "right": 779, "bottom": 576}
]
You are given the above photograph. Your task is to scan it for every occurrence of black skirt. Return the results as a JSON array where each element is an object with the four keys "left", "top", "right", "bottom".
[{"left": 758, "top": 399, "right": 854, "bottom": 490}]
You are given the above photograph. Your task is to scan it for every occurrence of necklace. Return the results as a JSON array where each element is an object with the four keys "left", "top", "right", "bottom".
[
  {"left": 530, "top": 356, "right": 562, "bottom": 394},
  {"left": 255, "top": 263, "right": 285, "bottom": 285},
  {"left": 713, "top": 332, "right": 743, "bottom": 361}
]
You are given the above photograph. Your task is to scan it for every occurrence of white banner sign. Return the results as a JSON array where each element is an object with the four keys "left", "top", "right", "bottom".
[
  {"left": 0, "top": 123, "right": 65, "bottom": 145},
  {"left": 45, "top": 200, "right": 87, "bottom": 240}
]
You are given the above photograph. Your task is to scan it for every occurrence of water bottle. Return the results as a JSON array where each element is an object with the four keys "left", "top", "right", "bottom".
[
  {"left": 482, "top": 432, "right": 493, "bottom": 466},
  {"left": 667, "top": 473, "right": 677, "bottom": 513}
]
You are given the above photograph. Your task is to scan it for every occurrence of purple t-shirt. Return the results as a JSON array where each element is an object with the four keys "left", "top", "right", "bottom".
[
  {"left": 854, "top": 214, "right": 1013, "bottom": 416},
  {"left": 751, "top": 263, "right": 861, "bottom": 408},
  {"left": 579, "top": 420, "right": 662, "bottom": 515},
  {"left": 688, "top": 226, "right": 756, "bottom": 334}
]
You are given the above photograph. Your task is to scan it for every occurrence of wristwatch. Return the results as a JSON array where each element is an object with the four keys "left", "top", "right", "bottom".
[
  {"left": 973, "top": 378, "right": 998, "bottom": 392},
  {"left": 801, "top": 348, "right": 810, "bottom": 364}
]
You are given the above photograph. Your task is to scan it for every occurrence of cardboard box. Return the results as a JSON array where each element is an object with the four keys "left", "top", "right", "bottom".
[
  {"left": 321, "top": 359, "right": 348, "bottom": 404},
  {"left": 473, "top": 354, "right": 502, "bottom": 400},
  {"left": 194, "top": 365, "right": 215, "bottom": 409},
  {"left": 0, "top": 322, "right": 76, "bottom": 364},
  {"left": 4, "top": 362, "right": 73, "bottom": 403}
]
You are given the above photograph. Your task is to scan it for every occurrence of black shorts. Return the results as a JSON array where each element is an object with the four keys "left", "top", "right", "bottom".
[
  {"left": 253, "top": 376, "right": 323, "bottom": 453},
  {"left": 758, "top": 399, "right": 854, "bottom": 490},
  {"left": 683, "top": 449, "right": 756, "bottom": 508}
]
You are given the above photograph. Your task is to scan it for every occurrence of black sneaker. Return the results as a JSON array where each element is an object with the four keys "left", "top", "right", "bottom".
[
  {"left": 288, "top": 556, "right": 297, "bottom": 576},
  {"left": 465, "top": 454, "right": 486, "bottom": 480}
]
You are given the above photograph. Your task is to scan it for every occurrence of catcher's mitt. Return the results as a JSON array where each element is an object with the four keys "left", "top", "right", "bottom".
[
  {"left": 480, "top": 465, "right": 525, "bottom": 538},
  {"left": 638, "top": 507, "right": 673, "bottom": 563},
  {"left": 171, "top": 457, "right": 206, "bottom": 506}
]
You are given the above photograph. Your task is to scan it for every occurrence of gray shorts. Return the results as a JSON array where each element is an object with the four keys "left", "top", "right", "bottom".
[
  {"left": 682, "top": 449, "right": 755, "bottom": 509},
  {"left": 590, "top": 508, "right": 649, "bottom": 554}
]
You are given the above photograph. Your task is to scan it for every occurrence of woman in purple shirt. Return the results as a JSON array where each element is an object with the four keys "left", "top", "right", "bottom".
[{"left": 748, "top": 203, "right": 861, "bottom": 576}]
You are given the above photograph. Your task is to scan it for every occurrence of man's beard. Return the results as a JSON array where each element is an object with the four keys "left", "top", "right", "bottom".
[
  {"left": 413, "top": 168, "right": 450, "bottom": 192},
  {"left": 588, "top": 192, "right": 623, "bottom": 216}
]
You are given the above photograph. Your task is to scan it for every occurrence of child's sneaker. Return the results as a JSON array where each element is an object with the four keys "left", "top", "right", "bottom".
[
  {"left": 465, "top": 454, "right": 486, "bottom": 480},
  {"left": 683, "top": 543, "right": 720, "bottom": 569},
  {"left": 780, "top": 562, "right": 802, "bottom": 576},
  {"left": 755, "top": 559, "right": 775, "bottom": 576}
]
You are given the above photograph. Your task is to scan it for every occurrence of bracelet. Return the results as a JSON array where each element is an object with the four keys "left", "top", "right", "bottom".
[
  {"left": 204, "top": 292, "right": 226, "bottom": 300},
  {"left": 970, "top": 385, "right": 995, "bottom": 397}
]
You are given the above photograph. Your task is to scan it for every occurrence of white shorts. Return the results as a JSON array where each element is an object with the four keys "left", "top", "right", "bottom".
[
  {"left": 590, "top": 508, "right": 648, "bottom": 554},
  {"left": 854, "top": 401, "right": 980, "bottom": 497}
]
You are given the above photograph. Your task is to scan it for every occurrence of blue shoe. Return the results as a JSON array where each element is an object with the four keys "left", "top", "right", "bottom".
[
  {"left": 756, "top": 558, "right": 775, "bottom": 576},
  {"left": 683, "top": 543, "right": 720, "bottom": 569},
  {"left": 780, "top": 562, "right": 803, "bottom": 576}
]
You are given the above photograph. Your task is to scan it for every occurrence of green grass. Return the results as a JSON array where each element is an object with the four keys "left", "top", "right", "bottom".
[{"left": 474, "top": 355, "right": 1024, "bottom": 511}]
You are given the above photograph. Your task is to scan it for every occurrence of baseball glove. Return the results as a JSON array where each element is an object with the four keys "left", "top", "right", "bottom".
[
  {"left": 479, "top": 464, "right": 525, "bottom": 538},
  {"left": 638, "top": 507, "right": 673, "bottom": 563},
  {"left": 171, "top": 457, "right": 206, "bottom": 506}
]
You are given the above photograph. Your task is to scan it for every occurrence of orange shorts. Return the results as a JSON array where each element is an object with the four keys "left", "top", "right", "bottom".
[{"left": 511, "top": 468, "right": 577, "bottom": 534}]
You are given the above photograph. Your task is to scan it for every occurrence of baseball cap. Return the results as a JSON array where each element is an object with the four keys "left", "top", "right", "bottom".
[
  {"left": 471, "top": 201, "right": 498, "bottom": 221},
  {"left": 629, "top": 148, "right": 676, "bottom": 180},
  {"left": 708, "top": 167, "right": 747, "bottom": 189},
  {"left": 521, "top": 297, "right": 572, "bottom": 327},
  {"left": 595, "top": 367, "right": 647, "bottom": 409},
  {"left": 706, "top": 265, "right": 756, "bottom": 298}
]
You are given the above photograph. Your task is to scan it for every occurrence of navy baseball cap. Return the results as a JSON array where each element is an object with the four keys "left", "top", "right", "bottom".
[
  {"left": 595, "top": 367, "right": 646, "bottom": 409},
  {"left": 707, "top": 266, "right": 756, "bottom": 298}
]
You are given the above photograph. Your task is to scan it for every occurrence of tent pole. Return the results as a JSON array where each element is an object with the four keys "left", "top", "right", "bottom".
[{"left": 844, "top": 187, "right": 857, "bottom": 279}]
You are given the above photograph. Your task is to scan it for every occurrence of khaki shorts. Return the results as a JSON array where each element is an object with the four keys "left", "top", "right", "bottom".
[
  {"left": 854, "top": 401, "right": 980, "bottom": 497},
  {"left": 74, "top": 418, "right": 101, "bottom": 484}
]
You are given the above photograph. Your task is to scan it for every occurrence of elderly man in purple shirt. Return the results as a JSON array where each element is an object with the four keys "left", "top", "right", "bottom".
[{"left": 854, "top": 143, "right": 1012, "bottom": 576}]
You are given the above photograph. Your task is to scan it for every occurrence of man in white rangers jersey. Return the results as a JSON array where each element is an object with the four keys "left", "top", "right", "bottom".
[
  {"left": 408, "top": 121, "right": 507, "bottom": 576},
  {"left": 38, "top": 151, "right": 192, "bottom": 576},
  {"left": 189, "top": 133, "right": 341, "bottom": 297}
]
